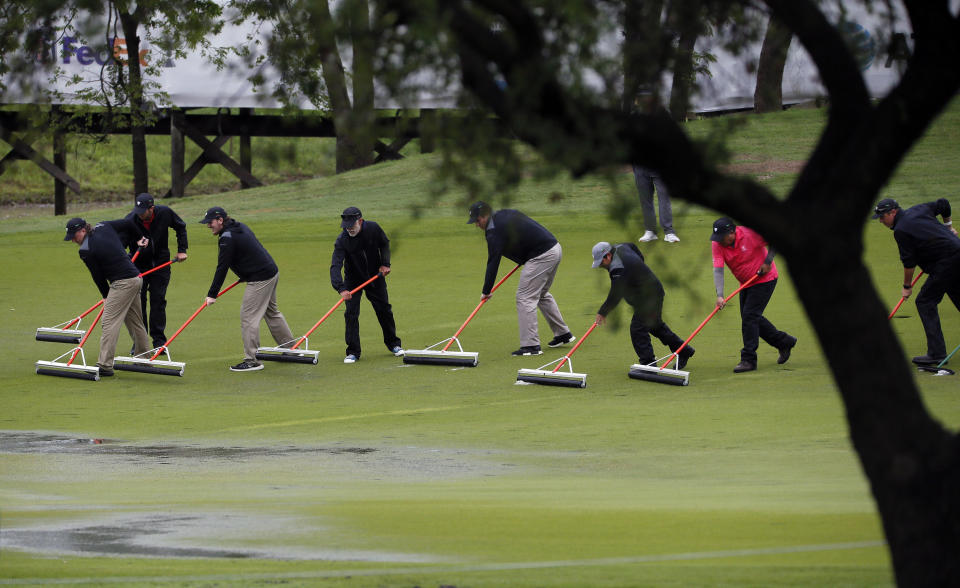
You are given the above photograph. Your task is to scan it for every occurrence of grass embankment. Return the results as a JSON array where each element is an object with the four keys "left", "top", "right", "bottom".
[{"left": 1, "top": 102, "right": 958, "bottom": 587}]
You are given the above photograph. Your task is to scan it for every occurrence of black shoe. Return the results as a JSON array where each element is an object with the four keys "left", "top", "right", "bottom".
[
  {"left": 547, "top": 332, "right": 575, "bottom": 348},
  {"left": 97, "top": 365, "right": 114, "bottom": 377},
  {"left": 912, "top": 355, "right": 944, "bottom": 366},
  {"left": 230, "top": 360, "right": 264, "bottom": 372},
  {"left": 511, "top": 345, "right": 543, "bottom": 356},
  {"left": 678, "top": 346, "right": 695, "bottom": 370},
  {"left": 777, "top": 336, "right": 797, "bottom": 365},
  {"left": 733, "top": 360, "right": 756, "bottom": 373}
]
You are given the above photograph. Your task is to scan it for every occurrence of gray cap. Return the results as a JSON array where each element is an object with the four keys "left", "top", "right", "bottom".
[{"left": 591, "top": 241, "right": 613, "bottom": 268}]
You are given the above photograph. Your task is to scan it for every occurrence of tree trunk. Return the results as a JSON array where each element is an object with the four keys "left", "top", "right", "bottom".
[
  {"left": 668, "top": 17, "right": 699, "bottom": 122},
  {"left": 345, "top": 0, "right": 375, "bottom": 170},
  {"left": 119, "top": 10, "right": 148, "bottom": 194},
  {"left": 754, "top": 15, "right": 792, "bottom": 113},
  {"left": 622, "top": 0, "right": 666, "bottom": 111}
]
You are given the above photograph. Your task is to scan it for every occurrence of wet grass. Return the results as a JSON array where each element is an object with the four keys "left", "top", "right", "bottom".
[{"left": 1, "top": 102, "right": 959, "bottom": 586}]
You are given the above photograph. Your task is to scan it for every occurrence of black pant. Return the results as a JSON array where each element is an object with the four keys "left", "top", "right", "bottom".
[
  {"left": 344, "top": 278, "right": 401, "bottom": 357},
  {"left": 738, "top": 278, "right": 792, "bottom": 363},
  {"left": 139, "top": 269, "right": 170, "bottom": 348},
  {"left": 915, "top": 255, "right": 960, "bottom": 358},
  {"left": 629, "top": 294, "right": 684, "bottom": 364}
]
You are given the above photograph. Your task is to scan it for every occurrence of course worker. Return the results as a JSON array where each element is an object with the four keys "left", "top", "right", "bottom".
[
  {"left": 64, "top": 217, "right": 150, "bottom": 377},
  {"left": 199, "top": 206, "right": 295, "bottom": 372},
  {"left": 710, "top": 217, "right": 797, "bottom": 373},
  {"left": 633, "top": 166, "right": 679, "bottom": 243},
  {"left": 592, "top": 241, "right": 693, "bottom": 368},
  {"left": 330, "top": 206, "right": 403, "bottom": 364},
  {"left": 873, "top": 197, "right": 960, "bottom": 366},
  {"left": 126, "top": 192, "right": 188, "bottom": 349},
  {"left": 468, "top": 201, "right": 573, "bottom": 356}
]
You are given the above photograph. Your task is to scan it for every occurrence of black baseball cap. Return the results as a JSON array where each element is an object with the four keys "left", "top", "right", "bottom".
[
  {"left": 199, "top": 206, "right": 227, "bottom": 224},
  {"left": 64, "top": 217, "right": 86, "bottom": 241},
  {"left": 340, "top": 206, "right": 362, "bottom": 229},
  {"left": 467, "top": 201, "right": 492, "bottom": 224},
  {"left": 133, "top": 192, "right": 154, "bottom": 215},
  {"left": 710, "top": 217, "right": 736, "bottom": 242},
  {"left": 872, "top": 198, "right": 900, "bottom": 219}
]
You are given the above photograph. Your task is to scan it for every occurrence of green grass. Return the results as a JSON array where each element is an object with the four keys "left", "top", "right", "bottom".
[{"left": 1, "top": 102, "right": 959, "bottom": 587}]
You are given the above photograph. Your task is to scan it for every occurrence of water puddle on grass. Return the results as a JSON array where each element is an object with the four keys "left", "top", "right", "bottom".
[{"left": 1, "top": 430, "right": 510, "bottom": 561}]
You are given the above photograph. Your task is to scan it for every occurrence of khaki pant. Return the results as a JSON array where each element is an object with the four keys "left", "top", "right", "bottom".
[
  {"left": 241, "top": 273, "right": 295, "bottom": 362},
  {"left": 516, "top": 243, "right": 569, "bottom": 347},
  {"left": 98, "top": 277, "right": 150, "bottom": 369}
]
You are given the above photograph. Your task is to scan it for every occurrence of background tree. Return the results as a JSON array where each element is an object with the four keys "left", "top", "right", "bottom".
[
  {"left": 754, "top": 13, "right": 792, "bottom": 113},
  {"left": 0, "top": 0, "right": 224, "bottom": 196},
  {"left": 235, "top": 0, "right": 376, "bottom": 173},
  {"left": 371, "top": 0, "right": 960, "bottom": 584}
]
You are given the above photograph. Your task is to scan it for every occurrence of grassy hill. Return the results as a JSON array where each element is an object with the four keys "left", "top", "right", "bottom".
[{"left": 0, "top": 102, "right": 957, "bottom": 587}]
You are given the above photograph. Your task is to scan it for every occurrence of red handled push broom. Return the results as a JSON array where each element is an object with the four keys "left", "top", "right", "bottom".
[
  {"left": 255, "top": 273, "right": 382, "bottom": 364},
  {"left": 403, "top": 265, "right": 521, "bottom": 367},
  {"left": 629, "top": 274, "right": 760, "bottom": 386},
  {"left": 516, "top": 320, "right": 600, "bottom": 388},
  {"left": 113, "top": 279, "right": 241, "bottom": 376},
  {"left": 35, "top": 305, "right": 105, "bottom": 381}
]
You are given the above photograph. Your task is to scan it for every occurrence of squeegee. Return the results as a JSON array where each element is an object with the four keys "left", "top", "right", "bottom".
[
  {"left": 516, "top": 321, "right": 599, "bottom": 388},
  {"left": 35, "top": 257, "right": 176, "bottom": 344},
  {"left": 114, "top": 279, "right": 241, "bottom": 376},
  {"left": 403, "top": 264, "right": 520, "bottom": 367},
  {"left": 256, "top": 273, "right": 381, "bottom": 364},
  {"left": 628, "top": 274, "right": 760, "bottom": 386},
  {"left": 36, "top": 306, "right": 105, "bottom": 381},
  {"left": 888, "top": 271, "right": 924, "bottom": 319}
]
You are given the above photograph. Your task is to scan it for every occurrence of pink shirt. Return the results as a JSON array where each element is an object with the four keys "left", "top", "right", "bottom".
[{"left": 712, "top": 226, "right": 777, "bottom": 286}]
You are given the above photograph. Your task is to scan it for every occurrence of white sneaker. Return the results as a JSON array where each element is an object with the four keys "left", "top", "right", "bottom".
[
  {"left": 391, "top": 346, "right": 404, "bottom": 357},
  {"left": 638, "top": 231, "right": 658, "bottom": 242},
  {"left": 664, "top": 232, "right": 680, "bottom": 243},
  {"left": 343, "top": 354, "right": 358, "bottom": 364}
]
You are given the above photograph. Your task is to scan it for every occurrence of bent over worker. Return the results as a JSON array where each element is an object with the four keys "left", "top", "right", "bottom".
[
  {"left": 468, "top": 201, "right": 573, "bottom": 356},
  {"left": 64, "top": 217, "right": 150, "bottom": 376},
  {"left": 710, "top": 217, "right": 796, "bottom": 373},
  {"left": 330, "top": 206, "right": 403, "bottom": 364},
  {"left": 200, "top": 206, "right": 295, "bottom": 372},
  {"left": 592, "top": 241, "right": 693, "bottom": 368},
  {"left": 874, "top": 197, "right": 960, "bottom": 366}
]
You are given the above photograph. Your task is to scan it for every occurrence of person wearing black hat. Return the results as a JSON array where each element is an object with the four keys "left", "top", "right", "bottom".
[
  {"left": 468, "top": 201, "right": 573, "bottom": 356},
  {"left": 199, "top": 206, "right": 295, "bottom": 372},
  {"left": 591, "top": 241, "right": 693, "bottom": 368},
  {"left": 710, "top": 217, "right": 796, "bottom": 373},
  {"left": 330, "top": 206, "right": 402, "bottom": 363},
  {"left": 64, "top": 217, "right": 151, "bottom": 376},
  {"left": 125, "top": 192, "right": 188, "bottom": 349},
  {"left": 873, "top": 197, "right": 960, "bottom": 365}
]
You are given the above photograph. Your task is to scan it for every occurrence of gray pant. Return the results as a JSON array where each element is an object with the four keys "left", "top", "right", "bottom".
[
  {"left": 517, "top": 243, "right": 569, "bottom": 347},
  {"left": 98, "top": 276, "right": 150, "bottom": 369},
  {"left": 633, "top": 165, "right": 674, "bottom": 233},
  {"left": 241, "top": 273, "right": 295, "bottom": 362}
]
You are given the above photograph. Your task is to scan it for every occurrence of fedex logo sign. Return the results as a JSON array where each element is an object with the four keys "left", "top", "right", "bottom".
[{"left": 52, "top": 36, "right": 172, "bottom": 68}]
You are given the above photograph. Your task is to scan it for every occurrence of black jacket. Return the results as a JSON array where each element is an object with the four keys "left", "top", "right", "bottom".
[
  {"left": 79, "top": 221, "right": 141, "bottom": 298},
  {"left": 893, "top": 199, "right": 960, "bottom": 274},
  {"left": 126, "top": 205, "right": 188, "bottom": 270},
  {"left": 482, "top": 209, "right": 558, "bottom": 294},
  {"left": 597, "top": 243, "right": 664, "bottom": 316},
  {"left": 207, "top": 219, "right": 278, "bottom": 298},
  {"left": 330, "top": 220, "right": 391, "bottom": 292}
]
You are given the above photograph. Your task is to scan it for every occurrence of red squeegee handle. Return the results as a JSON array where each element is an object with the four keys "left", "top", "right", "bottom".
[
  {"left": 659, "top": 273, "right": 760, "bottom": 370},
  {"left": 552, "top": 320, "right": 600, "bottom": 373},
  {"left": 62, "top": 260, "right": 178, "bottom": 330},
  {"left": 888, "top": 270, "right": 924, "bottom": 320},
  {"left": 291, "top": 273, "right": 382, "bottom": 350},
  {"left": 442, "top": 264, "right": 521, "bottom": 352},
  {"left": 149, "top": 279, "right": 241, "bottom": 361},
  {"left": 66, "top": 306, "right": 105, "bottom": 366}
]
